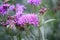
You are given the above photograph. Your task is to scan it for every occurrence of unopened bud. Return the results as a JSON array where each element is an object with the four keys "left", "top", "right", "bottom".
[{"left": 39, "top": 7, "right": 47, "bottom": 14}]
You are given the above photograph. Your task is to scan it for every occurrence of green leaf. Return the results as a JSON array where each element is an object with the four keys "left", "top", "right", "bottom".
[{"left": 44, "top": 19, "right": 56, "bottom": 24}]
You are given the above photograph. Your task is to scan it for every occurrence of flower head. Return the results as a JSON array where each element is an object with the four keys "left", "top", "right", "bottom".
[
  {"left": 15, "top": 4, "right": 26, "bottom": 18},
  {"left": 17, "top": 14, "right": 39, "bottom": 26},
  {"left": 16, "top": 4, "right": 26, "bottom": 13},
  {"left": 27, "top": 0, "right": 41, "bottom": 6},
  {"left": 0, "top": 3, "right": 10, "bottom": 15}
]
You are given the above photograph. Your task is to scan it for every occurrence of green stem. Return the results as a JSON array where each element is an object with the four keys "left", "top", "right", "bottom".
[
  {"left": 24, "top": 25, "right": 29, "bottom": 40},
  {"left": 24, "top": 25, "right": 38, "bottom": 40},
  {"left": 38, "top": 27, "right": 41, "bottom": 40},
  {"left": 32, "top": 5, "right": 35, "bottom": 13}
]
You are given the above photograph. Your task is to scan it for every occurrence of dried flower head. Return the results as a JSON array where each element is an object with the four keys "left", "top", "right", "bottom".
[{"left": 39, "top": 7, "right": 47, "bottom": 14}]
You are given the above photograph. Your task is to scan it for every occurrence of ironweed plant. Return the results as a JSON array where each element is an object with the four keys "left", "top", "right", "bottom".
[{"left": 0, "top": 0, "right": 58, "bottom": 40}]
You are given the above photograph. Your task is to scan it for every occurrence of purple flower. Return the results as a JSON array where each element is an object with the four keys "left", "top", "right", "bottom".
[
  {"left": 15, "top": 11, "right": 23, "bottom": 18},
  {"left": 6, "top": 20, "right": 15, "bottom": 25},
  {"left": 6, "top": 20, "right": 16, "bottom": 29},
  {"left": 15, "top": 4, "right": 26, "bottom": 19},
  {"left": 0, "top": 6, "right": 6, "bottom": 15},
  {"left": 17, "top": 14, "right": 39, "bottom": 26},
  {"left": 9, "top": 5, "right": 15, "bottom": 10},
  {"left": 16, "top": 4, "right": 26, "bottom": 12},
  {"left": 3, "top": 3, "right": 10, "bottom": 10},
  {"left": 3, "top": 3, "right": 10, "bottom": 7},
  {"left": 0, "top": 3, "right": 10, "bottom": 15},
  {"left": 27, "top": 0, "right": 41, "bottom": 6}
]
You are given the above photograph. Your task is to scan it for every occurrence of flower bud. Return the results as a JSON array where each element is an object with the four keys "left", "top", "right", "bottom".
[{"left": 39, "top": 7, "right": 47, "bottom": 14}]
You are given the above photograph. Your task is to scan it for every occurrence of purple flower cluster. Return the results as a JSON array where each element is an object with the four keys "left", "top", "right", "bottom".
[
  {"left": 8, "top": 3, "right": 26, "bottom": 19},
  {"left": 0, "top": 3, "right": 10, "bottom": 15},
  {"left": 2, "top": 3, "right": 39, "bottom": 27},
  {"left": 15, "top": 4, "right": 26, "bottom": 18},
  {"left": 17, "top": 14, "right": 39, "bottom": 26},
  {"left": 27, "top": 0, "right": 41, "bottom": 6},
  {"left": 8, "top": 4, "right": 39, "bottom": 27}
]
